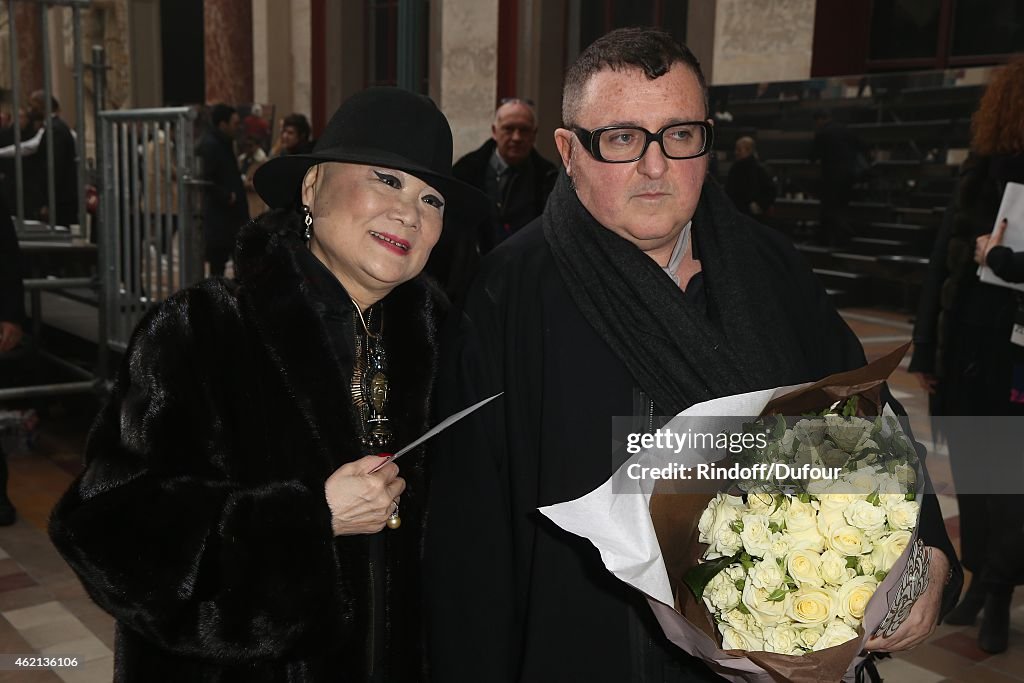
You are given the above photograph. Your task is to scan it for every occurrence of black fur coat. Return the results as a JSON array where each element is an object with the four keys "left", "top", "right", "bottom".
[{"left": 49, "top": 210, "right": 439, "bottom": 682}]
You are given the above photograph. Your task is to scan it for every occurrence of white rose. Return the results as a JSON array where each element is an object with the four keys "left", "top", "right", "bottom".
[
  {"left": 877, "top": 474, "right": 910, "bottom": 507},
  {"left": 793, "top": 418, "right": 827, "bottom": 446},
  {"left": 825, "top": 415, "right": 877, "bottom": 453},
  {"left": 827, "top": 525, "right": 869, "bottom": 556},
  {"left": 844, "top": 500, "right": 887, "bottom": 536},
  {"left": 784, "top": 497, "right": 819, "bottom": 532},
  {"left": 786, "top": 526, "right": 826, "bottom": 554},
  {"left": 818, "top": 491, "right": 862, "bottom": 512},
  {"left": 859, "top": 553, "right": 877, "bottom": 577},
  {"left": 721, "top": 607, "right": 757, "bottom": 633},
  {"left": 795, "top": 440, "right": 825, "bottom": 467},
  {"left": 721, "top": 624, "right": 763, "bottom": 652},
  {"left": 703, "top": 568, "right": 742, "bottom": 612},
  {"left": 747, "top": 490, "right": 789, "bottom": 525},
  {"left": 816, "top": 505, "right": 847, "bottom": 537},
  {"left": 820, "top": 549, "right": 856, "bottom": 586},
  {"left": 812, "top": 619, "right": 860, "bottom": 651},
  {"left": 807, "top": 478, "right": 832, "bottom": 496},
  {"left": 844, "top": 466, "right": 882, "bottom": 494},
  {"left": 769, "top": 532, "right": 790, "bottom": 558},
  {"left": 749, "top": 552, "right": 786, "bottom": 591},
  {"left": 871, "top": 530, "right": 912, "bottom": 572},
  {"left": 763, "top": 625, "right": 802, "bottom": 655},
  {"left": 788, "top": 549, "right": 825, "bottom": 588},
  {"left": 713, "top": 526, "right": 744, "bottom": 558},
  {"left": 740, "top": 514, "right": 774, "bottom": 558},
  {"left": 886, "top": 500, "right": 919, "bottom": 531},
  {"left": 779, "top": 428, "right": 797, "bottom": 455},
  {"left": 742, "top": 581, "right": 792, "bottom": 627},
  {"left": 797, "top": 625, "right": 824, "bottom": 649},
  {"left": 892, "top": 463, "right": 917, "bottom": 488},
  {"left": 699, "top": 493, "right": 745, "bottom": 557},
  {"left": 836, "top": 575, "right": 879, "bottom": 627},
  {"left": 787, "top": 587, "right": 835, "bottom": 626}
]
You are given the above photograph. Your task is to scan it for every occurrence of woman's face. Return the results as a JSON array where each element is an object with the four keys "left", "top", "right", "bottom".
[{"left": 302, "top": 162, "right": 445, "bottom": 305}]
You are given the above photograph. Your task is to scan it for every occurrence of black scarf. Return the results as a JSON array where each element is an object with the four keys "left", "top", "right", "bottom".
[{"left": 543, "top": 171, "right": 803, "bottom": 415}]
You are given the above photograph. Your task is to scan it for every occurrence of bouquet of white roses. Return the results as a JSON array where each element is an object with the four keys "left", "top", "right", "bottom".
[
  {"left": 692, "top": 448, "right": 920, "bottom": 657},
  {"left": 541, "top": 345, "right": 934, "bottom": 682}
]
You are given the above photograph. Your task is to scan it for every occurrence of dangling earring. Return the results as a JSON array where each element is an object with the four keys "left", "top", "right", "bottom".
[
  {"left": 302, "top": 205, "right": 313, "bottom": 241},
  {"left": 567, "top": 173, "right": 576, "bottom": 192}
]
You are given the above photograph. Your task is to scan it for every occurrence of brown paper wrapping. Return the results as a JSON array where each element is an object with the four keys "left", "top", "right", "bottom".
[{"left": 647, "top": 343, "right": 912, "bottom": 682}]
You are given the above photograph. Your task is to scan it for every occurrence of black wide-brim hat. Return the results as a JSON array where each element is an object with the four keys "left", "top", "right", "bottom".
[{"left": 254, "top": 87, "right": 484, "bottom": 216}]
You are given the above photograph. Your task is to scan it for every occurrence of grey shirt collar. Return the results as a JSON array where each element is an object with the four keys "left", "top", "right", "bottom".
[{"left": 662, "top": 221, "right": 692, "bottom": 287}]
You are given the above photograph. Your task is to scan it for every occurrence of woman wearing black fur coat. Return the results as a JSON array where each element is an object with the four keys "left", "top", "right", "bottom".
[{"left": 49, "top": 88, "right": 482, "bottom": 682}]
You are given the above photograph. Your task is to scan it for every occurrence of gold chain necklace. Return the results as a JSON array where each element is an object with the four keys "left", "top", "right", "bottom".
[{"left": 351, "top": 298, "right": 383, "bottom": 339}]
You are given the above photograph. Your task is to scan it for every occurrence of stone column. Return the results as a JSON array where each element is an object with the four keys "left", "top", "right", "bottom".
[
  {"left": 204, "top": 0, "right": 254, "bottom": 104},
  {"left": 437, "top": 0, "right": 498, "bottom": 160}
]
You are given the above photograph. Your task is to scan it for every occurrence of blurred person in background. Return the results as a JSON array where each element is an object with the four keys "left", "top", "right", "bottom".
[
  {"left": 272, "top": 113, "right": 315, "bottom": 157},
  {"left": 0, "top": 194, "right": 25, "bottom": 525},
  {"left": 910, "top": 58, "right": 1024, "bottom": 654},
  {"left": 198, "top": 104, "right": 248, "bottom": 276}
]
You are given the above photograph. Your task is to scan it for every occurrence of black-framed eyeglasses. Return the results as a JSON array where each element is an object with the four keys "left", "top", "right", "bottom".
[{"left": 571, "top": 121, "right": 713, "bottom": 163}]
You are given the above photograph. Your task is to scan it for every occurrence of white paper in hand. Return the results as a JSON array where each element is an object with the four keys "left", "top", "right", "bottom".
[{"left": 978, "top": 181, "right": 1024, "bottom": 292}]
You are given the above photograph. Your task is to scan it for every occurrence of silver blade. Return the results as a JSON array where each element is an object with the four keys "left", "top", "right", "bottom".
[{"left": 369, "top": 392, "right": 503, "bottom": 472}]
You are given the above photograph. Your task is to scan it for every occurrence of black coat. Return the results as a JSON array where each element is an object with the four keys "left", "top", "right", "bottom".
[
  {"left": 0, "top": 193, "right": 24, "bottom": 324},
  {"left": 911, "top": 153, "right": 1024, "bottom": 414},
  {"left": 425, "top": 192, "right": 961, "bottom": 682},
  {"left": 198, "top": 128, "right": 249, "bottom": 250},
  {"left": 49, "top": 210, "right": 439, "bottom": 682},
  {"left": 724, "top": 155, "right": 776, "bottom": 216},
  {"left": 452, "top": 139, "right": 557, "bottom": 253}
]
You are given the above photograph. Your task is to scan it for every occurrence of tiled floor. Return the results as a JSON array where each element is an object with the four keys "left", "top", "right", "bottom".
[{"left": 0, "top": 306, "right": 1020, "bottom": 682}]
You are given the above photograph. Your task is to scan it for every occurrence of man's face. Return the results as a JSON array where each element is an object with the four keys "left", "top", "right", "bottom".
[
  {"left": 492, "top": 103, "right": 537, "bottom": 166},
  {"left": 734, "top": 141, "right": 751, "bottom": 160},
  {"left": 28, "top": 96, "right": 44, "bottom": 118},
  {"left": 554, "top": 65, "right": 709, "bottom": 257},
  {"left": 219, "top": 113, "right": 241, "bottom": 137}
]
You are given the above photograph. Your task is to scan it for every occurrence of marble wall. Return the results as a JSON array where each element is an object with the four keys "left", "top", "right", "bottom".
[
  {"left": 710, "top": 0, "right": 816, "bottom": 86},
  {"left": 204, "top": 0, "right": 253, "bottom": 105},
  {"left": 437, "top": 0, "right": 499, "bottom": 160}
]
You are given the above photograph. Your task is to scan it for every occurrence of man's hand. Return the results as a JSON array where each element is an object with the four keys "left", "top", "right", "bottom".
[
  {"left": 0, "top": 321, "right": 23, "bottom": 353},
  {"left": 975, "top": 218, "right": 1007, "bottom": 266},
  {"left": 863, "top": 547, "right": 950, "bottom": 652}
]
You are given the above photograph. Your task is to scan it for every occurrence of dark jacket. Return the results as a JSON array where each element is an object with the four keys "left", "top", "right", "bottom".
[
  {"left": 49, "top": 210, "right": 438, "bottom": 682},
  {"left": 38, "top": 115, "right": 79, "bottom": 226},
  {"left": 425, "top": 187, "right": 961, "bottom": 682},
  {"left": 198, "top": 128, "right": 249, "bottom": 249},
  {"left": 452, "top": 139, "right": 557, "bottom": 253},
  {"left": 0, "top": 194, "right": 24, "bottom": 324},
  {"left": 724, "top": 155, "right": 776, "bottom": 216}
]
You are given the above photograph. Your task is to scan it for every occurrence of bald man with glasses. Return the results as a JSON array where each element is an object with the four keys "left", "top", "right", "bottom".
[{"left": 452, "top": 97, "right": 557, "bottom": 254}]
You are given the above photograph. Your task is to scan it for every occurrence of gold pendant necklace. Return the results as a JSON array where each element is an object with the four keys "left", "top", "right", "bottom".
[{"left": 350, "top": 299, "right": 391, "bottom": 450}]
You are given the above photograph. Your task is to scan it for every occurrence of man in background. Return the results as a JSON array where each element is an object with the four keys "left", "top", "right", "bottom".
[
  {"left": 198, "top": 104, "right": 248, "bottom": 277},
  {"left": 453, "top": 98, "right": 557, "bottom": 254},
  {"left": 725, "top": 135, "right": 776, "bottom": 218}
]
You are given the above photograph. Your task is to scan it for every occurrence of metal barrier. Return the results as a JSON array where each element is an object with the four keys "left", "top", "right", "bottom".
[
  {"left": 98, "top": 107, "right": 203, "bottom": 353},
  {"left": 2, "top": 0, "right": 102, "bottom": 401},
  {"left": 4, "top": 0, "right": 90, "bottom": 236}
]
